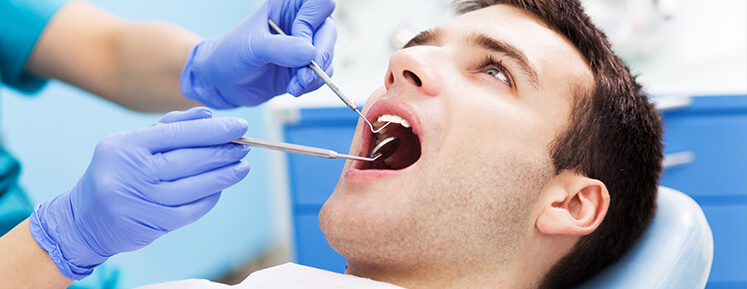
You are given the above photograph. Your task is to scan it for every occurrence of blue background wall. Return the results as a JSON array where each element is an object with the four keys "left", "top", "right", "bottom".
[{"left": 0, "top": 0, "right": 277, "bottom": 287}]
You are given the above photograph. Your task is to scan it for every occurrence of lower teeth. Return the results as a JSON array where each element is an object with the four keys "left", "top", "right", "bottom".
[{"left": 384, "top": 156, "right": 394, "bottom": 166}]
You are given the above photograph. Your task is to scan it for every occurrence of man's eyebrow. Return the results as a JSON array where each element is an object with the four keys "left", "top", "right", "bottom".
[
  {"left": 403, "top": 28, "right": 443, "bottom": 48},
  {"left": 467, "top": 32, "right": 540, "bottom": 89}
]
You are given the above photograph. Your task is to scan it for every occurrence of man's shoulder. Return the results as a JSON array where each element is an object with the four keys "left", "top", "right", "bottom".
[
  {"left": 134, "top": 263, "right": 405, "bottom": 289},
  {"left": 237, "top": 263, "right": 405, "bottom": 289}
]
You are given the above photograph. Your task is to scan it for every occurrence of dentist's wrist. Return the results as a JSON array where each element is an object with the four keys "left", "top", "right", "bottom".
[
  {"left": 28, "top": 191, "right": 108, "bottom": 280},
  {"left": 179, "top": 40, "right": 237, "bottom": 109}
]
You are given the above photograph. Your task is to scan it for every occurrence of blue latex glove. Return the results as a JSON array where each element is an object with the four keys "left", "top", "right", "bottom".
[
  {"left": 29, "top": 107, "right": 251, "bottom": 280},
  {"left": 181, "top": 0, "right": 337, "bottom": 108}
]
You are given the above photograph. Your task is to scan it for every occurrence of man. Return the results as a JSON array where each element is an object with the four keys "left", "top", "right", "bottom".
[
  {"left": 146, "top": 0, "right": 662, "bottom": 288},
  {"left": 5, "top": 0, "right": 664, "bottom": 288},
  {"left": 320, "top": 0, "right": 662, "bottom": 288}
]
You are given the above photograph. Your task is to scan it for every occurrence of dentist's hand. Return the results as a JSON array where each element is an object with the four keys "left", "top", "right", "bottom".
[
  {"left": 180, "top": 0, "right": 337, "bottom": 108},
  {"left": 29, "top": 107, "right": 250, "bottom": 280}
]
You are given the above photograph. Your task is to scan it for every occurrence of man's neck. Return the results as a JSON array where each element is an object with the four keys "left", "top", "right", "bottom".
[{"left": 345, "top": 260, "right": 528, "bottom": 289}]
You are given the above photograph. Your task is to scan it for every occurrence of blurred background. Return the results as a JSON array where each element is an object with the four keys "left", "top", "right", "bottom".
[{"left": 1, "top": 0, "right": 744, "bottom": 288}]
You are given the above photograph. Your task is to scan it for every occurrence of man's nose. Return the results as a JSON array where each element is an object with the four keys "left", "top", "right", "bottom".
[{"left": 384, "top": 47, "right": 443, "bottom": 97}]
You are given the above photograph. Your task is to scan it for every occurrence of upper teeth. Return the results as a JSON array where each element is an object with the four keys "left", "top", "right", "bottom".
[{"left": 374, "top": 114, "right": 410, "bottom": 129}]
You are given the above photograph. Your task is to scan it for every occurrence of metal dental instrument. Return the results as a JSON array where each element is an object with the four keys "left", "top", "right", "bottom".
[
  {"left": 267, "top": 19, "right": 390, "bottom": 134},
  {"left": 232, "top": 135, "right": 377, "bottom": 161},
  {"left": 153, "top": 122, "right": 377, "bottom": 161},
  {"left": 370, "top": 137, "right": 401, "bottom": 160}
]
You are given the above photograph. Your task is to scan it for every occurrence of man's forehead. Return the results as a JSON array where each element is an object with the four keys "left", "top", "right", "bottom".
[
  {"left": 442, "top": 5, "right": 575, "bottom": 57},
  {"left": 413, "top": 6, "right": 538, "bottom": 43},
  {"left": 453, "top": 4, "right": 542, "bottom": 24}
]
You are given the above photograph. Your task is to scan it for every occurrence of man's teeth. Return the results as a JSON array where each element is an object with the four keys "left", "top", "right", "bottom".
[
  {"left": 384, "top": 156, "right": 394, "bottom": 166},
  {"left": 377, "top": 131, "right": 387, "bottom": 142},
  {"left": 374, "top": 114, "right": 410, "bottom": 129}
]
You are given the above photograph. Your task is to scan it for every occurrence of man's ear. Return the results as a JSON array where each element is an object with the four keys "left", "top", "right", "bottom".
[{"left": 536, "top": 171, "right": 610, "bottom": 236}]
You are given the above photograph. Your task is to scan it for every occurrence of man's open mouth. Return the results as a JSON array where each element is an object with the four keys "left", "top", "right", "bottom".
[{"left": 360, "top": 114, "right": 422, "bottom": 170}]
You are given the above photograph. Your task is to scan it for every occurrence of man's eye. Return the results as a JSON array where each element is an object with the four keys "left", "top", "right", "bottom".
[{"left": 485, "top": 67, "right": 510, "bottom": 86}]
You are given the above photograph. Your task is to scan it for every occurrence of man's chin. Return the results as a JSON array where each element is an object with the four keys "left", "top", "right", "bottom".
[
  {"left": 319, "top": 204, "right": 393, "bottom": 263},
  {"left": 318, "top": 198, "right": 365, "bottom": 256},
  {"left": 319, "top": 191, "right": 400, "bottom": 245}
]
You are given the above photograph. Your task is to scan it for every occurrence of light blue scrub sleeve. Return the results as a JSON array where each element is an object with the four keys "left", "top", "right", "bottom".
[
  {"left": 0, "top": 0, "right": 119, "bottom": 287},
  {"left": 0, "top": 0, "right": 66, "bottom": 93},
  {"left": 0, "top": 0, "right": 66, "bottom": 235}
]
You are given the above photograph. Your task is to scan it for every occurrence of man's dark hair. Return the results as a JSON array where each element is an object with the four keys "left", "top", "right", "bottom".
[{"left": 456, "top": 0, "right": 664, "bottom": 288}]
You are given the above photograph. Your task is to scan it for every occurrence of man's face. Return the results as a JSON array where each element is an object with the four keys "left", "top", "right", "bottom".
[{"left": 319, "top": 4, "right": 593, "bottom": 271}]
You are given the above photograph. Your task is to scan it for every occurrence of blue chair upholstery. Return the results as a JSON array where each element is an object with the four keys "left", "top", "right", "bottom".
[{"left": 577, "top": 187, "right": 714, "bottom": 289}]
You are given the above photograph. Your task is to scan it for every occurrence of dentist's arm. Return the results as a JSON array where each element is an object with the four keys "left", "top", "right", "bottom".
[
  {"left": 0, "top": 219, "right": 73, "bottom": 289},
  {"left": 25, "top": 0, "right": 336, "bottom": 112},
  {"left": 0, "top": 108, "right": 250, "bottom": 287},
  {"left": 25, "top": 1, "right": 201, "bottom": 112},
  {"left": 0, "top": 219, "right": 72, "bottom": 288}
]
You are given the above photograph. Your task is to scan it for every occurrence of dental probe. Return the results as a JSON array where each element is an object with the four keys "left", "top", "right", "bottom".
[
  {"left": 153, "top": 122, "right": 378, "bottom": 161},
  {"left": 267, "top": 19, "right": 390, "bottom": 134}
]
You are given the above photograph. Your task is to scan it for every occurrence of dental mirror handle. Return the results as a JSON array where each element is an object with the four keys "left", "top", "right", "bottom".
[
  {"left": 232, "top": 136, "right": 375, "bottom": 161},
  {"left": 153, "top": 122, "right": 375, "bottom": 161}
]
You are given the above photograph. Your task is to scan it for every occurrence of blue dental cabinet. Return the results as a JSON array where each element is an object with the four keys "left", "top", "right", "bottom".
[
  {"left": 282, "top": 94, "right": 747, "bottom": 288},
  {"left": 284, "top": 108, "right": 357, "bottom": 273}
]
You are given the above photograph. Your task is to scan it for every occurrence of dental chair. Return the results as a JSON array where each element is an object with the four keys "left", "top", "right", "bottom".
[{"left": 577, "top": 187, "right": 714, "bottom": 289}]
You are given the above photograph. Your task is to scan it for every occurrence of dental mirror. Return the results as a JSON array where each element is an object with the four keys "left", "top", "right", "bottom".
[{"left": 370, "top": 137, "right": 401, "bottom": 160}]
